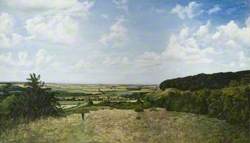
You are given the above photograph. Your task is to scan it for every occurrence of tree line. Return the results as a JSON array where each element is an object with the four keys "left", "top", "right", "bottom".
[{"left": 160, "top": 70, "right": 250, "bottom": 91}]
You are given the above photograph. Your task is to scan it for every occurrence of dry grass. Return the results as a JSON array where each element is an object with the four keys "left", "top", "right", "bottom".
[
  {"left": 84, "top": 109, "right": 230, "bottom": 143},
  {"left": 0, "top": 114, "right": 88, "bottom": 143},
  {"left": 1, "top": 109, "right": 249, "bottom": 143}
]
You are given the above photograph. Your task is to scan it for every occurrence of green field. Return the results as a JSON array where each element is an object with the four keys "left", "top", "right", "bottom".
[{"left": 46, "top": 83, "right": 156, "bottom": 111}]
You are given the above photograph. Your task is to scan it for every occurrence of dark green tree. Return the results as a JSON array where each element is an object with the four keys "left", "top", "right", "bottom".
[{"left": 2, "top": 73, "right": 62, "bottom": 121}]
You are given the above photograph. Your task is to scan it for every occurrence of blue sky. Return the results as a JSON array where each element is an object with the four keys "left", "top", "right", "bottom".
[{"left": 0, "top": 0, "right": 250, "bottom": 84}]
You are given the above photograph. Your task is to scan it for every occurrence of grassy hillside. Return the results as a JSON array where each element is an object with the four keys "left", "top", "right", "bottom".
[
  {"left": 160, "top": 70, "right": 250, "bottom": 91},
  {"left": 1, "top": 73, "right": 250, "bottom": 142},
  {"left": 1, "top": 109, "right": 249, "bottom": 143}
]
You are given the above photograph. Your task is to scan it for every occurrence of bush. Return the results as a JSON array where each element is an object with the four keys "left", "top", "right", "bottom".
[
  {"left": 0, "top": 95, "right": 18, "bottom": 115},
  {"left": 134, "top": 106, "right": 144, "bottom": 112},
  {"left": 145, "top": 86, "right": 250, "bottom": 128},
  {"left": 0, "top": 73, "right": 63, "bottom": 122}
]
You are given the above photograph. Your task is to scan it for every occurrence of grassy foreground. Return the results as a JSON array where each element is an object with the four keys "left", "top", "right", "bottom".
[{"left": 1, "top": 109, "right": 250, "bottom": 143}]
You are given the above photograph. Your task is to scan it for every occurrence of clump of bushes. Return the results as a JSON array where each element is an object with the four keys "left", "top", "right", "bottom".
[
  {"left": 0, "top": 73, "right": 63, "bottom": 123},
  {"left": 144, "top": 86, "right": 250, "bottom": 128},
  {"left": 134, "top": 106, "right": 144, "bottom": 112},
  {"left": 87, "top": 98, "right": 94, "bottom": 106}
]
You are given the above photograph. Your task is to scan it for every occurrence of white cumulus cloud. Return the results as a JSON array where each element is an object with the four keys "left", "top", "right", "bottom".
[
  {"left": 25, "top": 15, "right": 79, "bottom": 45},
  {"left": 3, "top": 0, "right": 93, "bottom": 12},
  {"left": 171, "top": 1, "right": 203, "bottom": 19},
  {"left": 162, "top": 27, "right": 214, "bottom": 64},
  {"left": 139, "top": 17, "right": 250, "bottom": 72},
  {"left": 99, "top": 17, "right": 128, "bottom": 47},
  {"left": 21, "top": 0, "right": 94, "bottom": 45},
  {"left": 163, "top": 18, "right": 250, "bottom": 68},
  {"left": 0, "top": 13, "right": 24, "bottom": 48},
  {"left": 0, "top": 49, "right": 55, "bottom": 74},
  {"left": 0, "top": 13, "right": 14, "bottom": 34}
]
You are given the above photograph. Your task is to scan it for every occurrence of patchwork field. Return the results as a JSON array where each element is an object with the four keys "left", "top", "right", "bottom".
[
  {"left": 47, "top": 83, "right": 156, "bottom": 94},
  {"left": 1, "top": 109, "right": 250, "bottom": 143},
  {"left": 45, "top": 83, "right": 157, "bottom": 110}
]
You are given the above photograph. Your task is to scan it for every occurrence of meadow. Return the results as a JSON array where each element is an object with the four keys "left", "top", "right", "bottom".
[{"left": 1, "top": 108, "right": 250, "bottom": 143}]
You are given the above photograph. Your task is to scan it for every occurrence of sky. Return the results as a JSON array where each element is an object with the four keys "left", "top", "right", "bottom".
[{"left": 0, "top": 0, "right": 250, "bottom": 84}]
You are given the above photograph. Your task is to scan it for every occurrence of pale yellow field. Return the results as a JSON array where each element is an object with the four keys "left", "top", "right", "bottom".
[{"left": 1, "top": 109, "right": 249, "bottom": 143}]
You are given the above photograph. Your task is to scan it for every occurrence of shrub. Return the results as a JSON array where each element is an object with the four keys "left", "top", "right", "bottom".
[
  {"left": 0, "top": 73, "right": 63, "bottom": 122},
  {"left": 145, "top": 86, "right": 250, "bottom": 128},
  {"left": 88, "top": 98, "right": 94, "bottom": 106},
  {"left": 134, "top": 106, "right": 144, "bottom": 112},
  {"left": 136, "top": 116, "right": 141, "bottom": 120}
]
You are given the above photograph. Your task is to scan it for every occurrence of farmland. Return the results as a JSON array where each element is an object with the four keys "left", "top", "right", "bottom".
[
  {"left": 1, "top": 79, "right": 250, "bottom": 143},
  {"left": 46, "top": 83, "right": 156, "bottom": 111}
]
